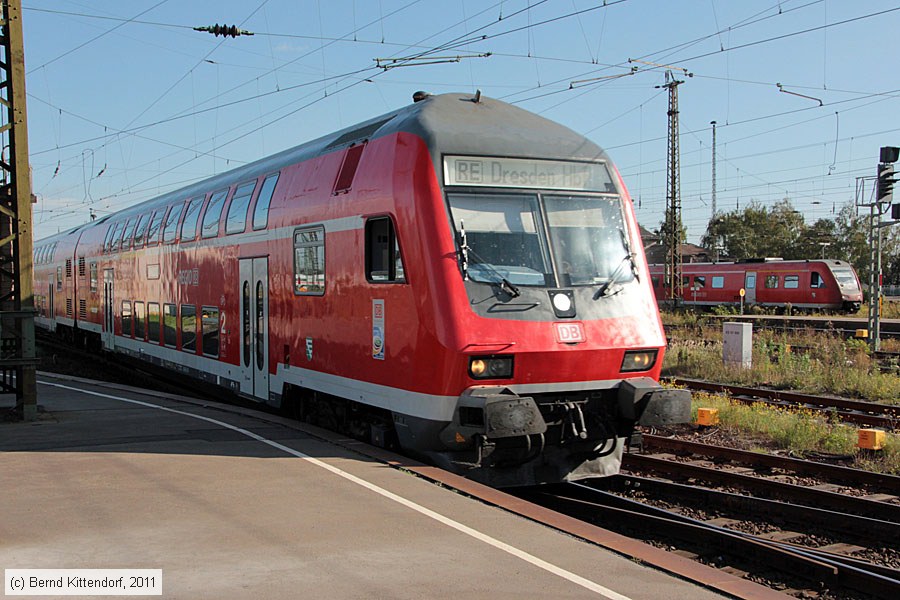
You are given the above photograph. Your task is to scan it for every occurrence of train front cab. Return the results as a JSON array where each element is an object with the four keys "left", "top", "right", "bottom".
[{"left": 406, "top": 154, "right": 690, "bottom": 487}]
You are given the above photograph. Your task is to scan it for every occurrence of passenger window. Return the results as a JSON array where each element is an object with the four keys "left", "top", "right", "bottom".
[
  {"left": 201, "top": 189, "right": 229, "bottom": 238},
  {"left": 181, "top": 305, "right": 197, "bottom": 352},
  {"left": 146, "top": 210, "right": 165, "bottom": 245},
  {"left": 764, "top": 274, "right": 779, "bottom": 289},
  {"left": 163, "top": 304, "right": 177, "bottom": 347},
  {"left": 122, "top": 301, "right": 133, "bottom": 337},
  {"left": 148, "top": 303, "right": 160, "bottom": 343},
  {"left": 365, "top": 217, "right": 406, "bottom": 283},
  {"left": 253, "top": 173, "right": 280, "bottom": 230},
  {"left": 134, "top": 302, "right": 146, "bottom": 339},
  {"left": 201, "top": 306, "right": 220, "bottom": 357},
  {"left": 120, "top": 219, "right": 136, "bottom": 251},
  {"left": 103, "top": 224, "right": 117, "bottom": 252},
  {"left": 162, "top": 204, "right": 182, "bottom": 243},
  {"left": 712, "top": 276, "right": 724, "bottom": 289},
  {"left": 180, "top": 196, "right": 205, "bottom": 241},
  {"left": 226, "top": 181, "right": 257, "bottom": 235},
  {"left": 109, "top": 222, "right": 125, "bottom": 252},
  {"left": 784, "top": 275, "right": 799, "bottom": 289},
  {"left": 133, "top": 214, "right": 150, "bottom": 246},
  {"left": 293, "top": 226, "right": 325, "bottom": 295}
]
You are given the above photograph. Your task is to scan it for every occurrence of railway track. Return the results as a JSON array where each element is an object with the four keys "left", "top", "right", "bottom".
[
  {"left": 517, "top": 481, "right": 900, "bottom": 599},
  {"left": 673, "top": 377, "right": 900, "bottom": 430},
  {"left": 639, "top": 433, "right": 900, "bottom": 491},
  {"left": 514, "top": 433, "right": 900, "bottom": 597},
  {"left": 697, "top": 314, "right": 900, "bottom": 340}
]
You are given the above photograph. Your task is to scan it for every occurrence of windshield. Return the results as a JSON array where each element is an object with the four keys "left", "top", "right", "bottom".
[
  {"left": 833, "top": 268, "right": 859, "bottom": 290},
  {"left": 448, "top": 192, "right": 552, "bottom": 286},
  {"left": 448, "top": 191, "right": 634, "bottom": 289},
  {"left": 544, "top": 195, "right": 633, "bottom": 287}
]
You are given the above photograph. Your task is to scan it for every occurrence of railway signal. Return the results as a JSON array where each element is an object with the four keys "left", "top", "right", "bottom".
[
  {"left": 876, "top": 163, "right": 896, "bottom": 201},
  {"left": 861, "top": 145, "right": 900, "bottom": 351}
]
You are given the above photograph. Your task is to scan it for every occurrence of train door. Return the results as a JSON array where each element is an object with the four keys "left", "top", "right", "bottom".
[
  {"left": 744, "top": 271, "right": 757, "bottom": 304},
  {"left": 238, "top": 258, "right": 269, "bottom": 401},
  {"left": 102, "top": 269, "right": 115, "bottom": 350}
]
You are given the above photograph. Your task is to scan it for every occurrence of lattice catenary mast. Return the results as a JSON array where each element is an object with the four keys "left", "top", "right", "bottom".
[{"left": 0, "top": 0, "right": 37, "bottom": 420}]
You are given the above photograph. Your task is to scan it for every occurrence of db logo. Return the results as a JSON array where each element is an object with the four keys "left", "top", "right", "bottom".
[{"left": 555, "top": 322, "right": 585, "bottom": 344}]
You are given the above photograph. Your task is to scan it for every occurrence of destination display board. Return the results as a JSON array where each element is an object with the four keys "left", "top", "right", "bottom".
[{"left": 443, "top": 155, "right": 614, "bottom": 192}]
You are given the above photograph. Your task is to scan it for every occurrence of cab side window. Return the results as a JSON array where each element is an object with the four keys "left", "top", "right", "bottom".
[{"left": 365, "top": 217, "right": 405, "bottom": 283}]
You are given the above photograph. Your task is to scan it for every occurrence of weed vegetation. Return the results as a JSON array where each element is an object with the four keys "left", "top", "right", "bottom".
[
  {"left": 686, "top": 392, "right": 900, "bottom": 475},
  {"left": 661, "top": 312, "right": 900, "bottom": 404}
]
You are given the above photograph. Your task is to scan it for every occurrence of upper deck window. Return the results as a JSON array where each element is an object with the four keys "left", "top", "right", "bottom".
[
  {"left": 225, "top": 181, "right": 257, "bottom": 235},
  {"left": 201, "top": 189, "right": 229, "bottom": 238},
  {"left": 146, "top": 210, "right": 165, "bottom": 245},
  {"left": 103, "top": 223, "right": 117, "bottom": 252},
  {"left": 120, "top": 219, "right": 137, "bottom": 251},
  {"left": 253, "top": 173, "right": 280, "bottom": 230},
  {"left": 161, "top": 204, "right": 180, "bottom": 243},
  {"left": 180, "top": 196, "right": 204, "bottom": 242},
  {"left": 133, "top": 213, "right": 150, "bottom": 247},
  {"left": 443, "top": 156, "right": 615, "bottom": 193}
]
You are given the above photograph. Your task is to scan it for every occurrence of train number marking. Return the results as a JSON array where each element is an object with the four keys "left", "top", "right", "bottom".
[{"left": 554, "top": 322, "right": 585, "bottom": 344}]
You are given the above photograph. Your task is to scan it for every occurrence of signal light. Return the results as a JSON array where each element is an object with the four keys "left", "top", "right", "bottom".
[{"left": 877, "top": 163, "right": 897, "bottom": 202}]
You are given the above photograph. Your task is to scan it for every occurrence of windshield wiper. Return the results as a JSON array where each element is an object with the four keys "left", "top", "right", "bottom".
[
  {"left": 593, "top": 230, "right": 639, "bottom": 300},
  {"left": 458, "top": 220, "right": 521, "bottom": 298}
]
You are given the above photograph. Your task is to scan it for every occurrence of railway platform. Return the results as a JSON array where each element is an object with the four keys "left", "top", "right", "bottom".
[{"left": 1, "top": 374, "right": 771, "bottom": 599}]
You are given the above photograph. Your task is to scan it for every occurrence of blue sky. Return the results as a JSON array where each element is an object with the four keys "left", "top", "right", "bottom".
[{"left": 23, "top": 0, "right": 900, "bottom": 243}]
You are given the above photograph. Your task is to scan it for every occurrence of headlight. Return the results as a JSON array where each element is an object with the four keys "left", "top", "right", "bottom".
[
  {"left": 469, "top": 356, "right": 514, "bottom": 379},
  {"left": 621, "top": 349, "right": 658, "bottom": 372}
]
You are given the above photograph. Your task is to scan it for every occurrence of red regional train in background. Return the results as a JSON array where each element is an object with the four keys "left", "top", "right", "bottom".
[
  {"left": 649, "top": 259, "right": 863, "bottom": 312},
  {"left": 33, "top": 91, "right": 689, "bottom": 487}
]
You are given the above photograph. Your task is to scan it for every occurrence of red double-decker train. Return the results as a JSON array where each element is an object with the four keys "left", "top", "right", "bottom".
[
  {"left": 649, "top": 259, "right": 863, "bottom": 312},
  {"left": 33, "top": 92, "right": 689, "bottom": 486}
]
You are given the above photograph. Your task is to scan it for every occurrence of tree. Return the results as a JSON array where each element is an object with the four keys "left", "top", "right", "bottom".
[
  {"left": 701, "top": 200, "right": 793, "bottom": 259},
  {"left": 697, "top": 198, "right": 900, "bottom": 285}
]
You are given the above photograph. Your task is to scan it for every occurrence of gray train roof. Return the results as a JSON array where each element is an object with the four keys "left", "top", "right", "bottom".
[{"left": 42, "top": 92, "right": 610, "bottom": 241}]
